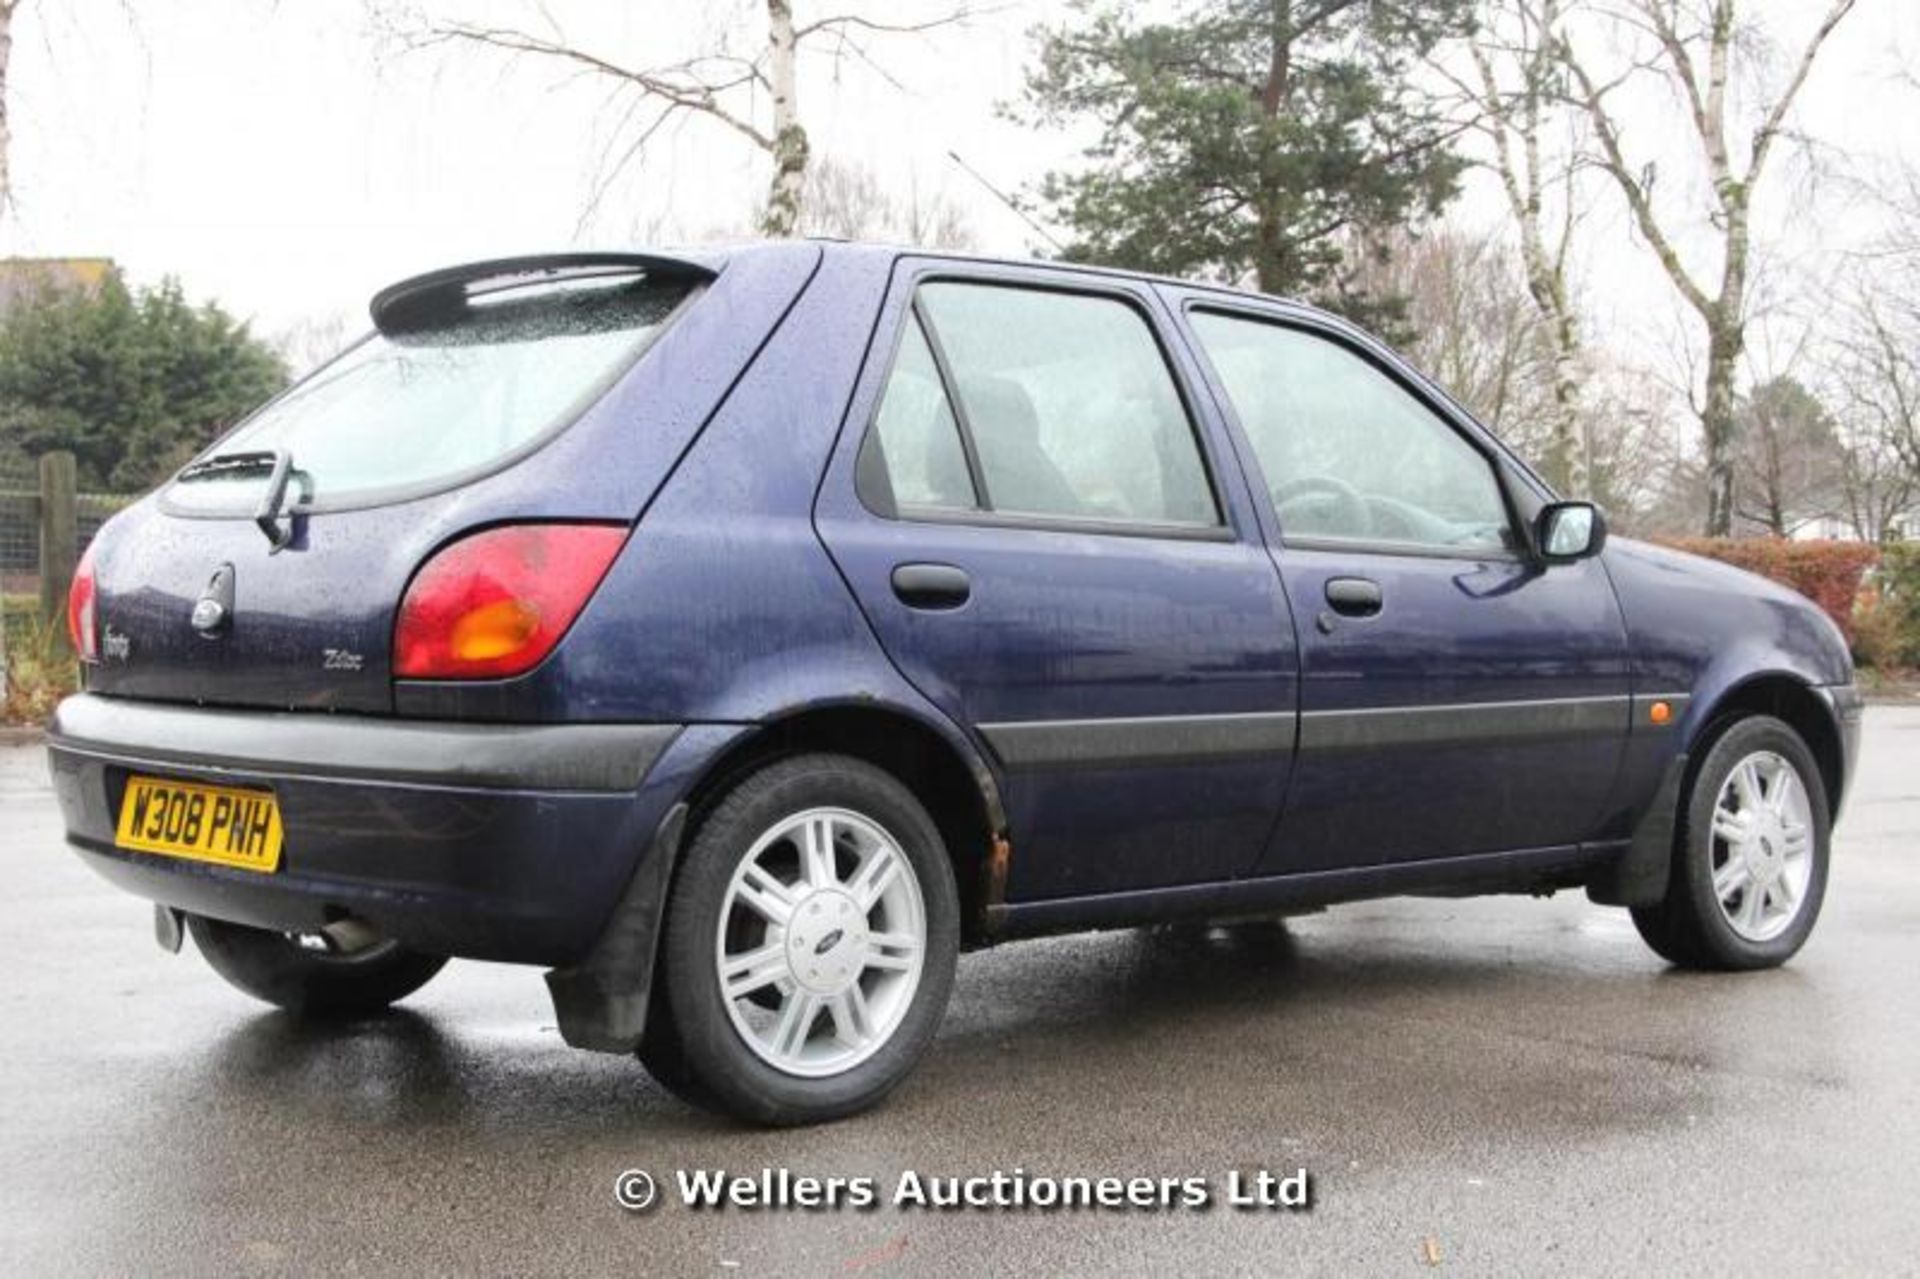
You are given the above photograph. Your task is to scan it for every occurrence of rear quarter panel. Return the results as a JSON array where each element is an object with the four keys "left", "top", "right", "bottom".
[{"left": 409, "top": 246, "right": 973, "bottom": 739}]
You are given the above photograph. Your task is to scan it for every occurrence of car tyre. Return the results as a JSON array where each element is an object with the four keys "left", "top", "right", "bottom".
[
  {"left": 644, "top": 754, "right": 960, "bottom": 1126},
  {"left": 1631, "top": 715, "right": 1831, "bottom": 971},
  {"left": 187, "top": 915, "right": 447, "bottom": 1017}
]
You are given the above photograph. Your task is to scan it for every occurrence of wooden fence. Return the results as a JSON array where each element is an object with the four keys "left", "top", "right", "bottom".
[{"left": 1, "top": 450, "right": 133, "bottom": 659}]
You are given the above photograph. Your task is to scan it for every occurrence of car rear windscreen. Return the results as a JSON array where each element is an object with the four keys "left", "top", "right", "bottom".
[{"left": 167, "top": 273, "right": 695, "bottom": 512}]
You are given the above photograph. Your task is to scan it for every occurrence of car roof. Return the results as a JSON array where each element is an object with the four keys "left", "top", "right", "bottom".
[
  {"left": 372, "top": 239, "right": 1325, "bottom": 330},
  {"left": 689, "top": 237, "right": 1315, "bottom": 311},
  {"left": 703, "top": 240, "right": 1556, "bottom": 502},
  {"left": 360, "top": 240, "right": 1555, "bottom": 502}
]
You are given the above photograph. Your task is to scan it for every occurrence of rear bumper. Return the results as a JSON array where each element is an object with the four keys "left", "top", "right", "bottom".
[{"left": 46, "top": 693, "right": 684, "bottom": 966}]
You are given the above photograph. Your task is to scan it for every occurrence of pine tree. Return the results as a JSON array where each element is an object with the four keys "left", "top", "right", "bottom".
[{"left": 1017, "top": 0, "right": 1474, "bottom": 327}]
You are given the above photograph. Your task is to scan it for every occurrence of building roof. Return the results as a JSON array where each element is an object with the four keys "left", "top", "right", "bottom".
[{"left": 0, "top": 257, "right": 115, "bottom": 312}]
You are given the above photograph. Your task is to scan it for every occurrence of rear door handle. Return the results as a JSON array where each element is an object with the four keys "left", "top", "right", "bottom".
[
  {"left": 1325, "top": 577, "right": 1382, "bottom": 617},
  {"left": 891, "top": 563, "right": 971, "bottom": 610}
]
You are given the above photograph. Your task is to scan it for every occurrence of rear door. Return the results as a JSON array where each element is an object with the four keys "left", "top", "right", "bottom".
[
  {"left": 816, "top": 261, "right": 1299, "bottom": 902},
  {"left": 1175, "top": 299, "right": 1632, "bottom": 873}
]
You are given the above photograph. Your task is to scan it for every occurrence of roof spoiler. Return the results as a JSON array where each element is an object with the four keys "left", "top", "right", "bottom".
[{"left": 369, "top": 252, "right": 718, "bottom": 335}]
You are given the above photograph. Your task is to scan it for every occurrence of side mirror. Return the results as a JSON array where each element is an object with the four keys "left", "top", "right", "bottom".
[{"left": 1536, "top": 501, "right": 1607, "bottom": 563}]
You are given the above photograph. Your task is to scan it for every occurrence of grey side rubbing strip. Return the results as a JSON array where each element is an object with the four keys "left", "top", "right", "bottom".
[
  {"left": 981, "top": 695, "right": 1647, "bottom": 770},
  {"left": 979, "top": 712, "right": 1297, "bottom": 769},
  {"left": 49, "top": 693, "right": 679, "bottom": 792},
  {"left": 1298, "top": 694, "right": 1630, "bottom": 753}
]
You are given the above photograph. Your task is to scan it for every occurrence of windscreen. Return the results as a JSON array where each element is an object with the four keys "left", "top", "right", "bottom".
[{"left": 168, "top": 273, "right": 694, "bottom": 512}]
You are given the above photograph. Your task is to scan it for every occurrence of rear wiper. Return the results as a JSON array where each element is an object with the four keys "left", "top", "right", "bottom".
[
  {"left": 177, "top": 449, "right": 279, "bottom": 484},
  {"left": 177, "top": 448, "right": 306, "bottom": 552}
]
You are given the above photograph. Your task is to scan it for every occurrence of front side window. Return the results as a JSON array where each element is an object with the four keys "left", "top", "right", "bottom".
[
  {"left": 168, "top": 274, "right": 693, "bottom": 512},
  {"left": 859, "top": 280, "right": 1219, "bottom": 528},
  {"left": 1189, "top": 311, "right": 1513, "bottom": 554}
]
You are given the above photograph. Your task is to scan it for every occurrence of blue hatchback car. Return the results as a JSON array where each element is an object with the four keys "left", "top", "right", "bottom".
[{"left": 47, "top": 243, "right": 1861, "bottom": 1124}]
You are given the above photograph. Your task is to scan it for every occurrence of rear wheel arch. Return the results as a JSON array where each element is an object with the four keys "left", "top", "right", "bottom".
[
  {"left": 678, "top": 703, "right": 1006, "bottom": 943},
  {"left": 1688, "top": 674, "right": 1844, "bottom": 819}
]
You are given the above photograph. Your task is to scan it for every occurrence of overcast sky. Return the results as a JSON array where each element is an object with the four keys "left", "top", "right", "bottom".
[{"left": 3, "top": 0, "right": 1916, "bottom": 377}]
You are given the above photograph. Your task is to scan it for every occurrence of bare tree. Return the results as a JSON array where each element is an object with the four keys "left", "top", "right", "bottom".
[
  {"left": 0, "top": 0, "right": 16, "bottom": 701},
  {"left": 1730, "top": 376, "right": 1844, "bottom": 537},
  {"left": 0, "top": 0, "right": 16, "bottom": 217},
  {"left": 1350, "top": 222, "right": 1676, "bottom": 525},
  {"left": 386, "top": 2, "right": 976, "bottom": 236},
  {"left": 272, "top": 313, "right": 350, "bottom": 379},
  {"left": 800, "top": 156, "right": 975, "bottom": 248},
  {"left": 1823, "top": 159, "right": 1920, "bottom": 541},
  {"left": 1352, "top": 226, "right": 1554, "bottom": 446},
  {"left": 1834, "top": 412, "right": 1916, "bottom": 544},
  {"left": 1550, "top": 0, "right": 1859, "bottom": 535},
  {"left": 1452, "top": 0, "right": 1588, "bottom": 494},
  {"left": 1837, "top": 290, "right": 1920, "bottom": 539},
  {"left": 1581, "top": 371, "right": 1688, "bottom": 529}
]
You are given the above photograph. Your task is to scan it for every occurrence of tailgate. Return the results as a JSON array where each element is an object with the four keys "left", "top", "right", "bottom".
[{"left": 78, "top": 247, "right": 822, "bottom": 713}]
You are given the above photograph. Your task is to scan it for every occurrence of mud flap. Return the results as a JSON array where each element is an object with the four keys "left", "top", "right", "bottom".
[
  {"left": 1586, "top": 755, "right": 1688, "bottom": 908},
  {"left": 545, "top": 804, "right": 687, "bottom": 1053}
]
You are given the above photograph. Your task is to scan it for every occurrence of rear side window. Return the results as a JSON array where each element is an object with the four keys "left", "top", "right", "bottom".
[
  {"left": 863, "top": 316, "right": 977, "bottom": 510},
  {"left": 858, "top": 281, "right": 1218, "bottom": 528},
  {"left": 168, "top": 274, "right": 694, "bottom": 512}
]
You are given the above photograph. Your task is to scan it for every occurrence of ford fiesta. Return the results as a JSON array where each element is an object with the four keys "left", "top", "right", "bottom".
[{"left": 46, "top": 243, "right": 1861, "bottom": 1125}]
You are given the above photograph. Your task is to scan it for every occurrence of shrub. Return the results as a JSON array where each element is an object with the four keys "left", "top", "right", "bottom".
[
  {"left": 1852, "top": 589, "right": 1906, "bottom": 671},
  {"left": 1659, "top": 538, "right": 1878, "bottom": 645},
  {"left": 1, "top": 600, "right": 77, "bottom": 726},
  {"left": 1871, "top": 541, "right": 1920, "bottom": 669}
]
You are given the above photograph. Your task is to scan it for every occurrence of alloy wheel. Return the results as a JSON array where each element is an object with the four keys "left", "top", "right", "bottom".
[
  {"left": 1707, "top": 750, "right": 1816, "bottom": 944},
  {"left": 714, "top": 806, "right": 927, "bottom": 1077}
]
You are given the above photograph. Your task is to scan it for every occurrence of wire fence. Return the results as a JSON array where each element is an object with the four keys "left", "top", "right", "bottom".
[
  {"left": 0, "top": 455, "right": 39, "bottom": 599},
  {"left": 0, "top": 455, "right": 139, "bottom": 605}
]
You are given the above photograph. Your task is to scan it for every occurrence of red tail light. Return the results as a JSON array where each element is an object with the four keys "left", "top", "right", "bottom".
[
  {"left": 394, "top": 524, "right": 626, "bottom": 680},
  {"left": 68, "top": 543, "right": 99, "bottom": 663}
]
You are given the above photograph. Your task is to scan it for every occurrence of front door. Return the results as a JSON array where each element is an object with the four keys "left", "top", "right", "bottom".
[
  {"left": 816, "top": 263, "right": 1299, "bottom": 901},
  {"left": 1177, "top": 301, "right": 1632, "bottom": 874}
]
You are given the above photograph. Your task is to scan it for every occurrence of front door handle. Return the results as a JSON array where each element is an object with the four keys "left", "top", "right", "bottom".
[
  {"left": 892, "top": 563, "right": 972, "bottom": 610},
  {"left": 1325, "top": 576, "right": 1382, "bottom": 617}
]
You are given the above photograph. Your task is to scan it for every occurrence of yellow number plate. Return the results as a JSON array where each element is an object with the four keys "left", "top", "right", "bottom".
[{"left": 115, "top": 776, "right": 285, "bottom": 873}]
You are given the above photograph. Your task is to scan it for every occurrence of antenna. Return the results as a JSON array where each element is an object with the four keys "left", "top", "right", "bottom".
[{"left": 946, "top": 149, "right": 1066, "bottom": 253}]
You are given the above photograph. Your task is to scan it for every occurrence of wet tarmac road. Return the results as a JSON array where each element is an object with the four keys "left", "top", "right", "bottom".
[{"left": 3, "top": 709, "right": 1918, "bottom": 1276}]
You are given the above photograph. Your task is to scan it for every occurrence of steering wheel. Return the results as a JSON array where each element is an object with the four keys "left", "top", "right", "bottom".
[{"left": 1272, "top": 475, "right": 1370, "bottom": 539}]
